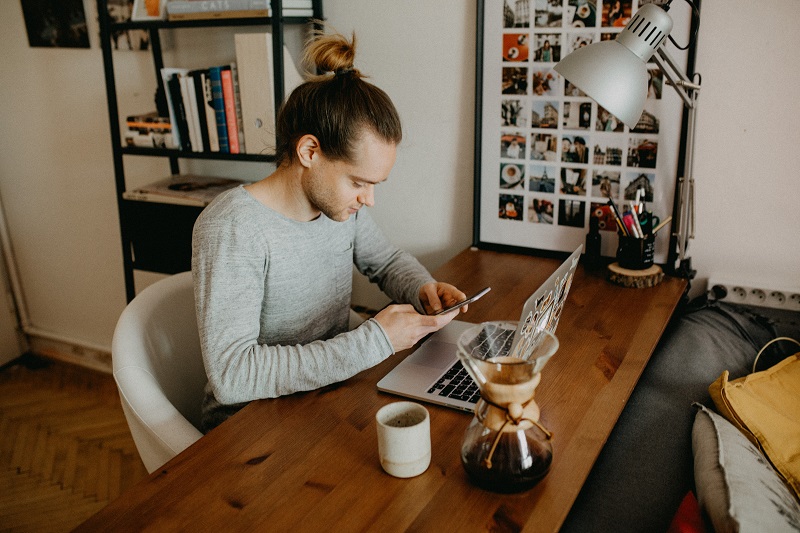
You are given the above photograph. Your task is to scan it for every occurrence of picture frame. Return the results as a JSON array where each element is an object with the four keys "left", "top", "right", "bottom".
[
  {"left": 131, "top": 0, "right": 167, "bottom": 21},
  {"left": 473, "top": 0, "right": 696, "bottom": 263},
  {"left": 20, "top": 0, "right": 90, "bottom": 48}
]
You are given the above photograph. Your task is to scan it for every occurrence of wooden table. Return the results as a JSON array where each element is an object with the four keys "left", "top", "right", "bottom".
[{"left": 78, "top": 248, "right": 686, "bottom": 532}]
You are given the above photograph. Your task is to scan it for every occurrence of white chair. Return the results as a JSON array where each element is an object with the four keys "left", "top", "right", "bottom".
[
  {"left": 113, "top": 270, "right": 368, "bottom": 473},
  {"left": 112, "top": 271, "right": 205, "bottom": 473}
]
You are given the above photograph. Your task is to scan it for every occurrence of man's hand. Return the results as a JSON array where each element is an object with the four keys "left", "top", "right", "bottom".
[
  {"left": 419, "top": 282, "right": 467, "bottom": 316},
  {"left": 373, "top": 304, "right": 458, "bottom": 353}
]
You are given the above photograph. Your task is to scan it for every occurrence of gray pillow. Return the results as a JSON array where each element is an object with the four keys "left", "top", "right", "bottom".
[{"left": 692, "top": 403, "right": 800, "bottom": 532}]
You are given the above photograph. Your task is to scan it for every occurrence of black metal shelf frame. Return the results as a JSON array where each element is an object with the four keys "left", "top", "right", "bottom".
[
  {"left": 97, "top": 0, "right": 324, "bottom": 301},
  {"left": 120, "top": 146, "right": 276, "bottom": 162}
]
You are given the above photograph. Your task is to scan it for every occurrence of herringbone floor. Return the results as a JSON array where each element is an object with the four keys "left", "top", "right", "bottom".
[{"left": 0, "top": 354, "right": 148, "bottom": 532}]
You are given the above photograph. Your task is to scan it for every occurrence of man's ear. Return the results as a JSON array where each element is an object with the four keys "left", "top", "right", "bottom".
[{"left": 296, "top": 134, "right": 321, "bottom": 168}]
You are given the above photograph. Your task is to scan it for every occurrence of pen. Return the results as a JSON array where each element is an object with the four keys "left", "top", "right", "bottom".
[
  {"left": 607, "top": 198, "right": 628, "bottom": 236},
  {"left": 622, "top": 212, "right": 642, "bottom": 238},
  {"left": 629, "top": 207, "right": 644, "bottom": 237}
]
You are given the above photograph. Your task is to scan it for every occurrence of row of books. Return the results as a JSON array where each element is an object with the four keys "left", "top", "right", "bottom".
[
  {"left": 165, "top": 0, "right": 314, "bottom": 21},
  {"left": 125, "top": 33, "right": 303, "bottom": 155}
]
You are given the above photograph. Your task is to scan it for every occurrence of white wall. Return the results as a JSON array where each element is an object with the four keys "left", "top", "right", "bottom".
[
  {"left": 690, "top": 0, "right": 800, "bottom": 294},
  {"left": 0, "top": 0, "right": 797, "bottom": 353}
]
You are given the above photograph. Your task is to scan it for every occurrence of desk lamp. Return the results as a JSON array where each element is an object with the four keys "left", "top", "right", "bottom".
[{"left": 554, "top": 0, "right": 700, "bottom": 278}]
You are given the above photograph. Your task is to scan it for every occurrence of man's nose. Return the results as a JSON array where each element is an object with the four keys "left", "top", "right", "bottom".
[{"left": 358, "top": 185, "right": 375, "bottom": 207}]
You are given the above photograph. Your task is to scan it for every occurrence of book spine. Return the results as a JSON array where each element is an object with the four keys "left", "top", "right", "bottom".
[
  {"left": 179, "top": 74, "right": 200, "bottom": 152},
  {"left": 234, "top": 32, "right": 273, "bottom": 155},
  {"left": 190, "top": 70, "right": 211, "bottom": 152},
  {"left": 282, "top": 9, "right": 314, "bottom": 16},
  {"left": 201, "top": 72, "right": 220, "bottom": 152},
  {"left": 160, "top": 69, "right": 182, "bottom": 148},
  {"left": 220, "top": 67, "right": 240, "bottom": 154},
  {"left": 167, "top": 9, "right": 269, "bottom": 20},
  {"left": 281, "top": 0, "right": 313, "bottom": 8},
  {"left": 208, "top": 66, "right": 229, "bottom": 153},
  {"left": 167, "top": 74, "right": 192, "bottom": 151},
  {"left": 166, "top": 0, "right": 269, "bottom": 14},
  {"left": 231, "top": 62, "right": 246, "bottom": 154}
]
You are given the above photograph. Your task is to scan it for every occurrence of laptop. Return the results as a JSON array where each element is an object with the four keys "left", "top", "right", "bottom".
[{"left": 377, "top": 245, "right": 583, "bottom": 412}]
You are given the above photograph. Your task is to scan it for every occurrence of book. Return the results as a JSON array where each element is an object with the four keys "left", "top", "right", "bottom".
[
  {"left": 179, "top": 73, "right": 202, "bottom": 152},
  {"left": 123, "top": 174, "right": 243, "bottom": 206},
  {"left": 163, "top": 69, "right": 192, "bottom": 151},
  {"left": 190, "top": 69, "right": 211, "bottom": 151},
  {"left": 126, "top": 112, "right": 171, "bottom": 134},
  {"left": 281, "top": 0, "right": 312, "bottom": 7},
  {"left": 220, "top": 66, "right": 240, "bottom": 154},
  {"left": 166, "top": 0, "right": 270, "bottom": 19},
  {"left": 200, "top": 71, "right": 220, "bottom": 151},
  {"left": 166, "top": 0, "right": 269, "bottom": 13},
  {"left": 230, "top": 62, "right": 246, "bottom": 154},
  {"left": 167, "top": 9, "right": 269, "bottom": 20},
  {"left": 124, "top": 129, "right": 179, "bottom": 149},
  {"left": 234, "top": 33, "right": 304, "bottom": 154},
  {"left": 208, "top": 66, "right": 229, "bottom": 153},
  {"left": 282, "top": 0, "right": 313, "bottom": 16},
  {"left": 282, "top": 8, "right": 314, "bottom": 17}
]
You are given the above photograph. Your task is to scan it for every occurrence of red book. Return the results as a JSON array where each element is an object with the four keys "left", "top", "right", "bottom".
[{"left": 220, "top": 67, "right": 240, "bottom": 154}]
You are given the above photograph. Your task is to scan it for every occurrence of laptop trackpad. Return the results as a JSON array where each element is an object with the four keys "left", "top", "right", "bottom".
[{"left": 405, "top": 340, "right": 456, "bottom": 369}]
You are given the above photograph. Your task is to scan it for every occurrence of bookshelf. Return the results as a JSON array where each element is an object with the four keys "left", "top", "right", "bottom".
[{"left": 97, "top": 0, "right": 323, "bottom": 302}]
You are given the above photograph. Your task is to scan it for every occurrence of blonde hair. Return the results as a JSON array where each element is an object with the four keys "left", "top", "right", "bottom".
[
  {"left": 303, "top": 27, "right": 361, "bottom": 79},
  {"left": 274, "top": 25, "right": 402, "bottom": 165}
]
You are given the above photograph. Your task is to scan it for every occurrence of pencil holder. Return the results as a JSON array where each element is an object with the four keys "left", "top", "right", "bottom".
[{"left": 616, "top": 234, "right": 655, "bottom": 270}]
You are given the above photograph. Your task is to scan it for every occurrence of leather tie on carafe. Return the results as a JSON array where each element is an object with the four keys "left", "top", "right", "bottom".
[{"left": 480, "top": 391, "right": 553, "bottom": 470}]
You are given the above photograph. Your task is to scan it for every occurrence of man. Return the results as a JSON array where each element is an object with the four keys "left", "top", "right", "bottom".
[{"left": 192, "top": 29, "right": 468, "bottom": 431}]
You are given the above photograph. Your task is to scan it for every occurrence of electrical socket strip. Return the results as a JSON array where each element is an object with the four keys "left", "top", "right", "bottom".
[{"left": 707, "top": 278, "right": 800, "bottom": 311}]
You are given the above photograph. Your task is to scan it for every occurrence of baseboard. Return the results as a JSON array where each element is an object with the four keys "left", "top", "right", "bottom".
[
  {"left": 22, "top": 307, "right": 379, "bottom": 376},
  {"left": 27, "top": 333, "right": 112, "bottom": 374}
]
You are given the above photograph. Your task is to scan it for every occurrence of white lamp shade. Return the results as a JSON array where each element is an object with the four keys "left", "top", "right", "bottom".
[
  {"left": 554, "top": 40, "right": 648, "bottom": 129},
  {"left": 553, "top": 3, "right": 674, "bottom": 130}
]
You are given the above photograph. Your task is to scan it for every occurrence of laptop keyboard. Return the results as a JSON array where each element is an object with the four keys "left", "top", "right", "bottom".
[{"left": 427, "top": 360, "right": 481, "bottom": 404}]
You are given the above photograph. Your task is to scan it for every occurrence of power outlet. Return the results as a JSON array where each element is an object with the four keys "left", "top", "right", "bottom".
[{"left": 707, "top": 278, "right": 800, "bottom": 311}]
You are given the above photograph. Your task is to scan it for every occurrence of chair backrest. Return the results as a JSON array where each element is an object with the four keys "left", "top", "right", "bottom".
[{"left": 112, "top": 271, "right": 206, "bottom": 473}]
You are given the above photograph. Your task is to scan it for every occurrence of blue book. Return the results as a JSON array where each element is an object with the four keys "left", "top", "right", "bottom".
[{"left": 208, "top": 66, "right": 229, "bottom": 153}]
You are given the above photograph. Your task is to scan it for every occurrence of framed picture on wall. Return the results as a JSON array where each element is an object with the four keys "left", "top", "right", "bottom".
[
  {"left": 20, "top": 0, "right": 90, "bottom": 48},
  {"left": 473, "top": 0, "right": 695, "bottom": 263}
]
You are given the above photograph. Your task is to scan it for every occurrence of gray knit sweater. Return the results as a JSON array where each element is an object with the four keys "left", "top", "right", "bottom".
[{"left": 192, "top": 186, "right": 435, "bottom": 431}]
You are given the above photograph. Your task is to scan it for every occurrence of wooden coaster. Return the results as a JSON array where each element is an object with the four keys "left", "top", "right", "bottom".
[{"left": 606, "top": 263, "right": 664, "bottom": 288}]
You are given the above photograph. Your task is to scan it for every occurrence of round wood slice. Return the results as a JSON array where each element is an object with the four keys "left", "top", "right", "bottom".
[{"left": 606, "top": 263, "right": 664, "bottom": 288}]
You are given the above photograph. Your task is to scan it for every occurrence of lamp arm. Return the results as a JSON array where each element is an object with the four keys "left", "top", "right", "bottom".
[
  {"left": 653, "top": 46, "right": 700, "bottom": 267},
  {"left": 652, "top": 48, "right": 699, "bottom": 108}
]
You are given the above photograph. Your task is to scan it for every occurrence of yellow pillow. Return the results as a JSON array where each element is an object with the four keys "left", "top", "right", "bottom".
[{"left": 709, "top": 353, "right": 800, "bottom": 500}]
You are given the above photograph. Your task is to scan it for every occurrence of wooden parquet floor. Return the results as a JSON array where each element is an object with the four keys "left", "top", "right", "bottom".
[{"left": 0, "top": 354, "right": 148, "bottom": 532}]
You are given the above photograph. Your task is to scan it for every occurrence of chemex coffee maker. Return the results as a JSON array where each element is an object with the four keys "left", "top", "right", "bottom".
[{"left": 457, "top": 320, "right": 559, "bottom": 493}]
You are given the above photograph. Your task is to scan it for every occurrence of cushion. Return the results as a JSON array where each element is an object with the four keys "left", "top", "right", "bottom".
[
  {"left": 709, "top": 353, "right": 800, "bottom": 499},
  {"left": 692, "top": 404, "right": 800, "bottom": 533}
]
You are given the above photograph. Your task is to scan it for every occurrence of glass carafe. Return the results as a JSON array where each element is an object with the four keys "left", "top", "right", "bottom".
[{"left": 457, "top": 321, "right": 559, "bottom": 493}]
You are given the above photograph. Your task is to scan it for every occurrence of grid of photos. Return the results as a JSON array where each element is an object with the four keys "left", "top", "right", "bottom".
[{"left": 494, "top": 0, "right": 672, "bottom": 243}]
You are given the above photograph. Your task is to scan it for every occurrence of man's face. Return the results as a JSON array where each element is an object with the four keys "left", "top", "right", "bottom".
[{"left": 302, "top": 131, "right": 397, "bottom": 222}]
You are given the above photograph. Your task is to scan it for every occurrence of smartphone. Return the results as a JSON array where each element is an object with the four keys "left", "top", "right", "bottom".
[{"left": 432, "top": 287, "right": 491, "bottom": 315}]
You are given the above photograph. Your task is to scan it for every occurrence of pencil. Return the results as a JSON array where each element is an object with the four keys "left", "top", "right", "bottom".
[
  {"left": 607, "top": 198, "right": 628, "bottom": 236},
  {"left": 652, "top": 216, "right": 672, "bottom": 235}
]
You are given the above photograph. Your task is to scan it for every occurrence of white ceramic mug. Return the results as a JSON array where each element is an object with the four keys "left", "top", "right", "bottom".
[{"left": 375, "top": 401, "right": 431, "bottom": 478}]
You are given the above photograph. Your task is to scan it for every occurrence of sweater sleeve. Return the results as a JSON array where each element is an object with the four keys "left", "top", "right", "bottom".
[{"left": 351, "top": 209, "right": 436, "bottom": 312}]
